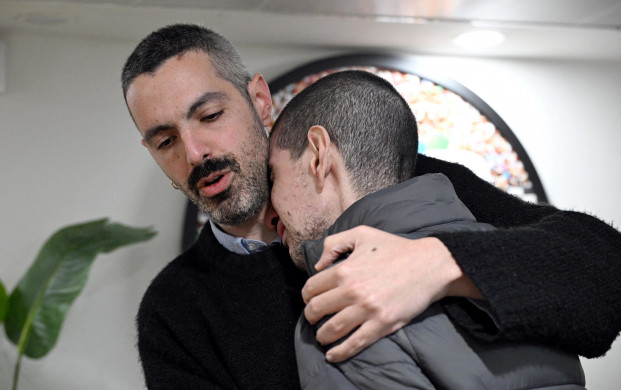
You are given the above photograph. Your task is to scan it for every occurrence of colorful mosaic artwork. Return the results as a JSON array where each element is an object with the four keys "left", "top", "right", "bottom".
[{"left": 270, "top": 66, "right": 538, "bottom": 203}]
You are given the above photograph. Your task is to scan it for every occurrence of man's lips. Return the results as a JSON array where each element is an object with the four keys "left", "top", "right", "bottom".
[{"left": 197, "top": 171, "right": 232, "bottom": 197}]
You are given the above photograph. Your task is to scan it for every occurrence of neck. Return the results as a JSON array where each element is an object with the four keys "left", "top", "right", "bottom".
[
  {"left": 319, "top": 153, "right": 360, "bottom": 215},
  {"left": 333, "top": 176, "right": 361, "bottom": 215},
  {"left": 218, "top": 206, "right": 278, "bottom": 243}
]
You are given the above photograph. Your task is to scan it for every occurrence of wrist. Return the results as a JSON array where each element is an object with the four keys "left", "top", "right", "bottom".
[
  {"left": 447, "top": 273, "right": 485, "bottom": 300},
  {"left": 428, "top": 237, "right": 484, "bottom": 301}
]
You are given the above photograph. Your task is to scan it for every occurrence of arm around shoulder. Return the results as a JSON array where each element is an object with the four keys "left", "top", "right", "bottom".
[{"left": 420, "top": 155, "right": 621, "bottom": 357}]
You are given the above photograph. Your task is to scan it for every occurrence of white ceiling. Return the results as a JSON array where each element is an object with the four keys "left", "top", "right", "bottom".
[{"left": 1, "top": 0, "right": 621, "bottom": 60}]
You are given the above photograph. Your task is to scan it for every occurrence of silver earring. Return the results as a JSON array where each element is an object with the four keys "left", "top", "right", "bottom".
[{"left": 171, "top": 181, "right": 180, "bottom": 190}]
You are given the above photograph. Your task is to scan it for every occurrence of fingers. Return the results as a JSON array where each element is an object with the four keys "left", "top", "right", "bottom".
[
  {"left": 303, "top": 283, "right": 350, "bottom": 325},
  {"left": 301, "top": 267, "right": 338, "bottom": 305},
  {"left": 315, "top": 227, "right": 366, "bottom": 271},
  {"left": 324, "top": 318, "right": 405, "bottom": 363},
  {"left": 314, "top": 305, "right": 365, "bottom": 346},
  {"left": 303, "top": 259, "right": 361, "bottom": 324}
]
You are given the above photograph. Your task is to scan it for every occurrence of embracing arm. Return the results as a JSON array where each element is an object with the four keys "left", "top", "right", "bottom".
[
  {"left": 419, "top": 155, "right": 621, "bottom": 358},
  {"left": 303, "top": 155, "right": 621, "bottom": 362}
]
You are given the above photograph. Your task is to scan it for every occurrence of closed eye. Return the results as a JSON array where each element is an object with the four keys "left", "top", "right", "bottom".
[
  {"left": 201, "top": 110, "right": 224, "bottom": 122},
  {"left": 156, "top": 136, "right": 176, "bottom": 150}
]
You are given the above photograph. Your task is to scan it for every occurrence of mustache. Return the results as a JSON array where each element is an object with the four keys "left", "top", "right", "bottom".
[{"left": 187, "top": 155, "right": 241, "bottom": 194}]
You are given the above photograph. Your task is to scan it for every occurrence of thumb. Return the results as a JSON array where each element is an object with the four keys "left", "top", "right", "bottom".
[{"left": 316, "top": 229, "right": 358, "bottom": 271}]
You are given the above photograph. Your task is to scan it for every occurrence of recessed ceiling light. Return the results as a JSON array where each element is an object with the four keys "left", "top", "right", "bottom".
[{"left": 454, "top": 30, "right": 505, "bottom": 50}]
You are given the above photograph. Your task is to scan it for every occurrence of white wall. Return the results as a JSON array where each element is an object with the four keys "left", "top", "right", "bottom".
[{"left": 0, "top": 31, "right": 619, "bottom": 389}]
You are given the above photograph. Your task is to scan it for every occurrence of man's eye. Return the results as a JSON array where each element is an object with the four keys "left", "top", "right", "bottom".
[
  {"left": 157, "top": 137, "right": 174, "bottom": 150},
  {"left": 201, "top": 110, "right": 224, "bottom": 122}
]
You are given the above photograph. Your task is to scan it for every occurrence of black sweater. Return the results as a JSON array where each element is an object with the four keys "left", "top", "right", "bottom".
[
  {"left": 137, "top": 154, "right": 621, "bottom": 389},
  {"left": 138, "top": 229, "right": 307, "bottom": 389}
]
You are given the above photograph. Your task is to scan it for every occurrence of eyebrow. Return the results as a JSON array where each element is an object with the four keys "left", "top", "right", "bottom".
[
  {"left": 143, "top": 124, "right": 173, "bottom": 145},
  {"left": 186, "top": 91, "right": 228, "bottom": 120},
  {"left": 142, "top": 91, "right": 229, "bottom": 145}
]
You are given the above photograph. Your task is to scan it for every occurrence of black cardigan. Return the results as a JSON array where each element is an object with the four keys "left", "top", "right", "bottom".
[{"left": 137, "top": 154, "right": 621, "bottom": 389}]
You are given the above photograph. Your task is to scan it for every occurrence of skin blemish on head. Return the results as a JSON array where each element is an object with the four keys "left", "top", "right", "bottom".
[{"left": 371, "top": 247, "right": 377, "bottom": 252}]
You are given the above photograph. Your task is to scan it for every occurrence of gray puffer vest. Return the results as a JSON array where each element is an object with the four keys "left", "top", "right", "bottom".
[{"left": 297, "top": 173, "right": 585, "bottom": 390}]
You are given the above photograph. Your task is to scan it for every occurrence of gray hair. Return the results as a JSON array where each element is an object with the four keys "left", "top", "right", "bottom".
[{"left": 121, "top": 24, "right": 251, "bottom": 103}]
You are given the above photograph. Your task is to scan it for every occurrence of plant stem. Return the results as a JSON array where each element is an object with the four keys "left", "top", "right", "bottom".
[
  {"left": 12, "top": 351, "right": 22, "bottom": 390},
  {"left": 12, "top": 284, "right": 46, "bottom": 390},
  {"left": 10, "top": 249, "right": 63, "bottom": 390}
]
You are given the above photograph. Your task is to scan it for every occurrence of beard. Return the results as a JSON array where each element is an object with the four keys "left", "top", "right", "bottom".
[
  {"left": 182, "top": 114, "right": 269, "bottom": 227},
  {"left": 287, "top": 212, "right": 332, "bottom": 271}
]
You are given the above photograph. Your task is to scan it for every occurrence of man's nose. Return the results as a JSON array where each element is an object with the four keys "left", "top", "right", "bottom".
[{"left": 183, "top": 130, "right": 210, "bottom": 166}]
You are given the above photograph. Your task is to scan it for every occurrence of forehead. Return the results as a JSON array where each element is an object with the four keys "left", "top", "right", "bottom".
[
  {"left": 128, "top": 50, "right": 222, "bottom": 95},
  {"left": 125, "top": 51, "right": 237, "bottom": 129},
  {"left": 268, "top": 145, "right": 294, "bottom": 172}
]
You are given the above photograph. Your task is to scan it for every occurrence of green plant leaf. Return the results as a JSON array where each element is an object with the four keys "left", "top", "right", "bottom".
[
  {"left": 3, "top": 218, "right": 156, "bottom": 359},
  {"left": 0, "top": 278, "right": 7, "bottom": 323}
]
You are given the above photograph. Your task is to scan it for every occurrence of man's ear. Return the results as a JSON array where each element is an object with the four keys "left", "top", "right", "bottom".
[
  {"left": 247, "top": 74, "right": 273, "bottom": 127},
  {"left": 307, "top": 125, "right": 332, "bottom": 189}
]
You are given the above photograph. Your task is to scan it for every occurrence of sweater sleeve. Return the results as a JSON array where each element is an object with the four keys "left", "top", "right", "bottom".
[{"left": 415, "top": 155, "right": 621, "bottom": 358}]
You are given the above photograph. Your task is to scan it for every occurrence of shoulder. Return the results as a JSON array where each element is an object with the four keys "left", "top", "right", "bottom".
[
  {"left": 399, "top": 305, "right": 584, "bottom": 388},
  {"left": 415, "top": 154, "right": 478, "bottom": 181}
]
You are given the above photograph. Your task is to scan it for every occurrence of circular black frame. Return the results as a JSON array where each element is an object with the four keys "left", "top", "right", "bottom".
[{"left": 182, "top": 53, "right": 547, "bottom": 251}]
